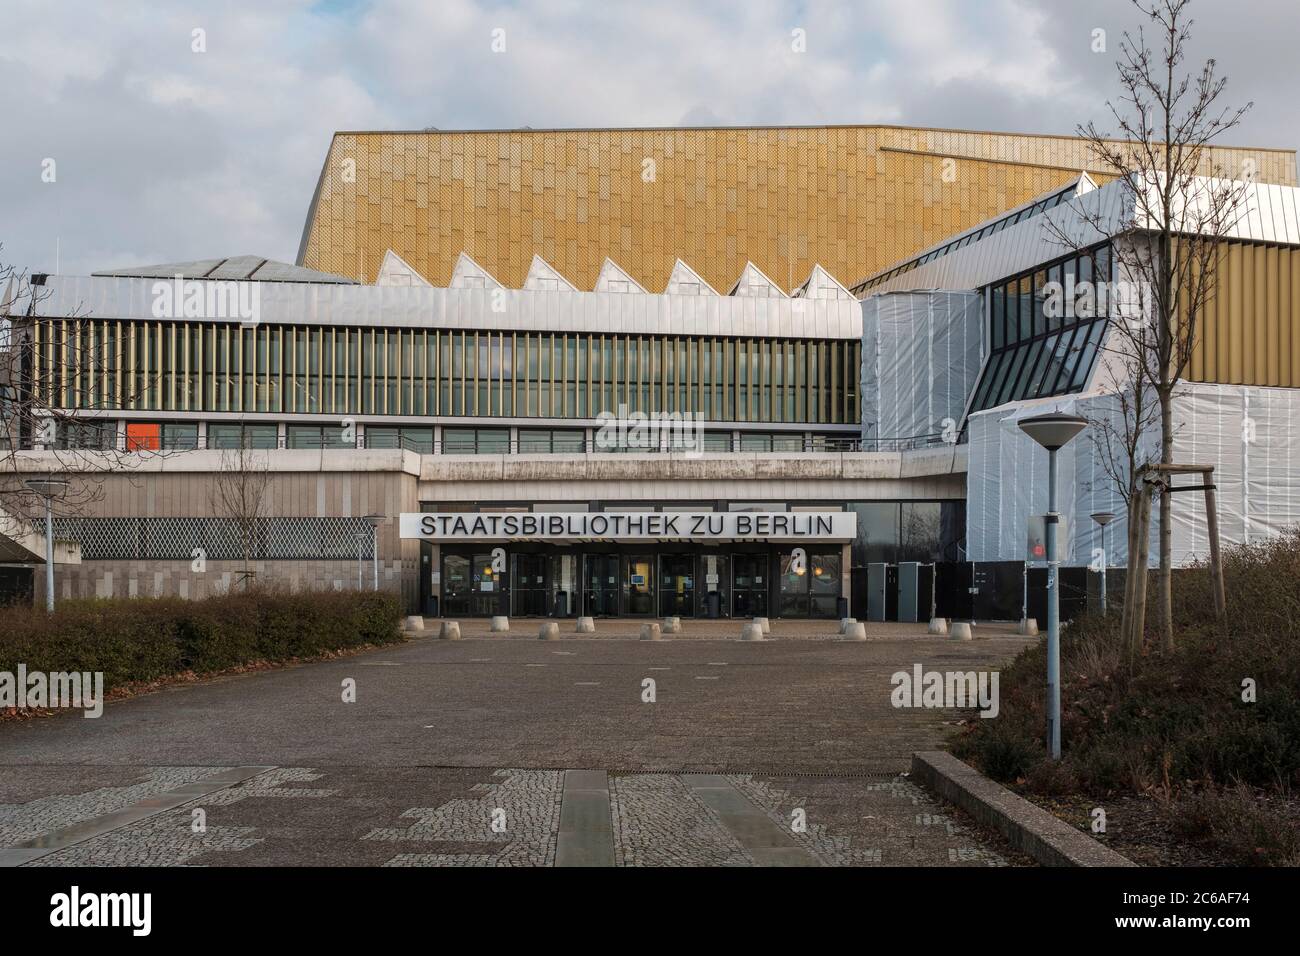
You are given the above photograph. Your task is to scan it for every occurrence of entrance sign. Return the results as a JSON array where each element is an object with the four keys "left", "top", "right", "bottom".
[{"left": 401, "top": 511, "right": 856, "bottom": 542}]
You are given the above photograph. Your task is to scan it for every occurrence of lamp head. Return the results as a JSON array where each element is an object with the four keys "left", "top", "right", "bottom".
[
  {"left": 24, "top": 477, "right": 70, "bottom": 499},
  {"left": 1090, "top": 511, "right": 1116, "bottom": 527},
  {"left": 1018, "top": 413, "right": 1088, "bottom": 451}
]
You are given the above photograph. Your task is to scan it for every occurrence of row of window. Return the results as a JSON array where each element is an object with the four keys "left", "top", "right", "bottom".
[
  {"left": 25, "top": 322, "right": 860, "bottom": 425},
  {"left": 852, "top": 185, "right": 1077, "bottom": 295},
  {"left": 47, "top": 422, "right": 857, "bottom": 455}
]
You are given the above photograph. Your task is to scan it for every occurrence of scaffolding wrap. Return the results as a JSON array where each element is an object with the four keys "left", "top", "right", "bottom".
[
  {"left": 966, "top": 383, "right": 1300, "bottom": 567},
  {"left": 860, "top": 291, "right": 983, "bottom": 446}
]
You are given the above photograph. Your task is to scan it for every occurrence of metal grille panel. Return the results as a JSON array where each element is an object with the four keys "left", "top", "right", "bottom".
[{"left": 54, "top": 517, "right": 373, "bottom": 560}]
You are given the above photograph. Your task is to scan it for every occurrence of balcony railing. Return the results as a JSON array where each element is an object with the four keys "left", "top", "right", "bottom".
[{"left": 11, "top": 432, "right": 955, "bottom": 455}]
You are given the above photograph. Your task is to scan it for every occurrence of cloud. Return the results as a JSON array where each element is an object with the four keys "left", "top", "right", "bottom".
[{"left": 0, "top": 0, "right": 1291, "bottom": 279}]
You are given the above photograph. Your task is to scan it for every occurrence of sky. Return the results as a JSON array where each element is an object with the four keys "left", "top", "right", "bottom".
[{"left": 1, "top": 0, "right": 1296, "bottom": 278}]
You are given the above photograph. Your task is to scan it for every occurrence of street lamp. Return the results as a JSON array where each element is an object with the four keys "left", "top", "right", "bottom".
[
  {"left": 1018, "top": 412, "right": 1088, "bottom": 761},
  {"left": 363, "top": 514, "right": 385, "bottom": 591},
  {"left": 24, "top": 477, "right": 70, "bottom": 613},
  {"left": 1090, "top": 511, "right": 1116, "bottom": 614}
]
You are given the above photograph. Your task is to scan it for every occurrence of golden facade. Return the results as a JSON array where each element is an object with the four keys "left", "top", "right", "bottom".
[{"left": 297, "top": 126, "right": 1295, "bottom": 292}]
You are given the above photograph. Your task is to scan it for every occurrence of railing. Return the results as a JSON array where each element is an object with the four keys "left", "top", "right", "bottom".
[{"left": 12, "top": 432, "right": 960, "bottom": 455}]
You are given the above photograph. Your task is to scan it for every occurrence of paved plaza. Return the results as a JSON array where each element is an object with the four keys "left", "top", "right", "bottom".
[{"left": 1, "top": 622, "right": 1035, "bottom": 866}]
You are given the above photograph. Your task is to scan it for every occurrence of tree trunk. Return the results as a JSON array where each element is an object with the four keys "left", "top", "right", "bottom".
[
  {"left": 1158, "top": 394, "right": 1175, "bottom": 651},
  {"left": 1121, "top": 492, "right": 1140, "bottom": 663}
]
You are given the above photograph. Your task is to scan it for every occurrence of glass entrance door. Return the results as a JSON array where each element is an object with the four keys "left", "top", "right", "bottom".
[
  {"left": 697, "top": 552, "right": 730, "bottom": 618},
  {"left": 623, "top": 554, "right": 655, "bottom": 616},
  {"left": 732, "top": 554, "right": 768, "bottom": 617},
  {"left": 512, "top": 554, "right": 547, "bottom": 617},
  {"left": 659, "top": 554, "right": 695, "bottom": 617},
  {"left": 443, "top": 554, "right": 472, "bottom": 617},
  {"left": 549, "top": 553, "right": 578, "bottom": 617},
  {"left": 470, "top": 552, "right": 503, "bottom": 616},
  {"left": 583, "top": 554, "right": 619, "bottom": 616}
]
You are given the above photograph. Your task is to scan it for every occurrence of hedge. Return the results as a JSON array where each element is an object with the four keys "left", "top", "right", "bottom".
[{"left": 0, "top": 589, "right": 405, "bottom": 693}]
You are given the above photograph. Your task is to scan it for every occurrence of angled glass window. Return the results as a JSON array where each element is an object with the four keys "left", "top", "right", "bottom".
[{"left": 966, "top": 242, "right": 1112, "bottom": 416}]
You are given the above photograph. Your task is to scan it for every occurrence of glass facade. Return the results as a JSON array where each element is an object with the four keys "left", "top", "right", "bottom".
[
  {"left": 29, "top": 322, "right": 860, "bottom": 426},
  {"left": 968, "top": 244, "right": 1111, "bottom": 415}
]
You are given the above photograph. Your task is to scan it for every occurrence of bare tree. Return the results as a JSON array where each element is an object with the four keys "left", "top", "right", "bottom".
[
  {"left": 1051, "top": 0, "right": 1252, "bottom": 651},
  {"left": 1079, "top": 334, "right": 1161, "bottom": 662},
  {"left": 208, "top": 429, "right": 270, "bottom": 591},
  {"left": 1, "top": 247, "right": 154, "bottom": 538}
]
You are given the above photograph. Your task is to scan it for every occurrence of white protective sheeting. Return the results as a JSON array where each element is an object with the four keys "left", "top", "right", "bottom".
[
  {"left": 966, "top": 384, "right": 1300, "bottom": 567},
  {"left": 860, "top": 291, "right": 983, "bottom": 445}
]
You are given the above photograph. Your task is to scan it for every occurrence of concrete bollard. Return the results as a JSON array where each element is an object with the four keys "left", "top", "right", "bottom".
[
  {"left": 740, "top": 622, "right": 765, "bottom": 641},
  {"left": 538, "top": 622, "right": 560, "bottom": 641},
  {"left": 843, "top": 622, "right": 868, "bottom": 641},
  {"left": 1018, "top": 618, "right": 1039, "bottom": 636},
  {"left": 927, "top": 617, "right": 949, "bottom": 636},
  {"left": 640, "top": 623, "right": 662, "bottom": 641},
  {"left": 403, "top": 615, "right": 425, "bottom": 632},
  {"left": 950, "top": 622, "right": 973, "bottom": 641},
  {"left": 490, "top": 615, "right": 510, "bottom": 633},
  {"left": 661, "top": 616, "right": 681, "bottom": 634},
  {"left": 575, "top": 616, "right": 596, "bottom": 634},
  {"left": 753, "top": 617, "right": 771, "bottom": 635},
  {"left": 439, "top": 620, "right": 461, "bottom": 641},
  {"left": 839, "top": 617, "right": 857, "bottom": 634}
]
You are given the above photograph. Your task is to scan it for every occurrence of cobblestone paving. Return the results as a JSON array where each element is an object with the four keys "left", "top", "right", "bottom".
[
  {"left": 369, "top": 769, "right": 563, "bottom": 867},
  {"left": 727, "top": 774, "right": 1009, "bottom": 867},
  {"left": 0, "top": 767, "right": 219, "bottom": 847},
  {"left": 9, "top": 766, "right": 1023, "bottom": 867},
  {"left": 26, "top": 768, "right": 337, "bottom": 866},
  {"left": 610, "top": 774, "right": 752, "bottom": 866}
]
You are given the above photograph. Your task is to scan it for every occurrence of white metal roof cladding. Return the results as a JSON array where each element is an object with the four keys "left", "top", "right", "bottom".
[
  {"left": 793, "top": 264, "right": 854, "bottom": 300},
  {"left": 447, "top": 252, "right": 503, "bottom": 290},
  {"left": 727, "top": 262, "right": 788, "bottom": 298},
  {"left": 862, "top": 176, "right": 1300, "bottom": 298},
  {"left": 29, "top": 274, "right": 862, "bottom": 340},
  {"left": 522, "top": 254, "right": 578, "bottom": 292},
  {"left": 92, "top": 255, "right": 357, "bottom": 284},
  {"left": 375, "top": 250, "right": 431, "bottom": 287},
  {"left": 592, "top": 258, "right": 648, "bottom": 293},
  {"left": 664, "top": 259, "right": 720, "bottom": 296}
]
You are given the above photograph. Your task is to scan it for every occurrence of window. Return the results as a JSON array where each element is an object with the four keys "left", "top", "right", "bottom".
[
  {"left": 207, "top": 423, "right": 278, "bottom": 449},
  {"left": 287, "top": 425, "right": 351, "bottom": 449},
  {"left": 163, "top": 423, "right": 199, "bottom": 450},
  {"left": 519, "top": 429, "right": 585, "bottom": 454},
  {"left": 966, "top": 243, "right": 1112, "bottom": 415},
  {"left": 443, "top": 428, "right": 510, "bottom": 454},
  {"left": 366, "top": 426, "right": 434, "bottom": 453}
]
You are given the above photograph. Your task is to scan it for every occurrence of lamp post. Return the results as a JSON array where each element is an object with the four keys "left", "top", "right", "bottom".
[
  {"left": 354, "top": 530, "right": 369, "bottom": 591},
  {"left": 1018, "top": 413, "right": 1087, "bottom": 761},
  {"left": 24, "top": 477, "right": 70, "bottom": 613},
  {"left": 363, "top": 514, "right": 385, "bottom": 591},
  {"left": 1090, "top": 511, "right": 1115, "bottom": 614}
]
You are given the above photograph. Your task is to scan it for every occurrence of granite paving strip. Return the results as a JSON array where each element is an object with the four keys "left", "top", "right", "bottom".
[
  {"left": 555, "top": 770, "right": 614, "bottom": 867},
  {"left": 0, "top": 766, "right": 272, "bottom": 867},
  {"left": 683, "top": 774, "right": 820, "bottom": 867}
]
